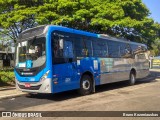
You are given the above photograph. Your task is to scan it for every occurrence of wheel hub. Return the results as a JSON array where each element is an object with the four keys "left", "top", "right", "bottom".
[{"left": 82, "top": 80, "right": 90, "bottom": 90}]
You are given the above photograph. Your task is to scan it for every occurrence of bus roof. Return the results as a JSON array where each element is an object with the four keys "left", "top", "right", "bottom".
[
  {"left": 98, "top": 34, "right": 146, "bottom": 46},
  {"left": 48, "top": 25, "right": 146, "bottom": 46},
  {"left": 49, "top": 25, "right": 146, "bottom": 47},
  {"left": 19, "top": 25, "right": 147, "bottom": 47}
]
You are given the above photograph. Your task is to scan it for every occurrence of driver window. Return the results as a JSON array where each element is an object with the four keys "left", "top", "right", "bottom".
[
  {"left": 52, "top": 31, "right": 74, "bottom": 64},
  {"left": 64, "top": 40, "right": 74, "bottom": 58},
  {"left": 53, "top": 37, "right": 63, "bottom": 58}
]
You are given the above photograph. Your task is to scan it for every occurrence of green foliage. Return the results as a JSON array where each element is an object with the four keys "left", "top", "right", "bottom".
[
  {"left": 0, "top": 0, "right": 39, "bottom": 42},
  {"left": 0, "top": 70, "right": 15, "bottom": 85},
  {"left": 0, "top": 0, "right": 160, "bottom": 54},
  {"left": 150, "top": 23, "right": 160, "bottom": 56}
]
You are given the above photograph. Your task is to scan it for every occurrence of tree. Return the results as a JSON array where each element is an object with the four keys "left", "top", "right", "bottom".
[
  {"left": 0, "top": 0, "right": 40, "bottom": 42},
  {"left": 150, "top": 23, "right": 160, "bottom": 56},
  {"left": 0, "top": 32, "right": 12, "bottom": 51},
  {"left": 0, "top": 0, "right": 159, "bottom": 51}
]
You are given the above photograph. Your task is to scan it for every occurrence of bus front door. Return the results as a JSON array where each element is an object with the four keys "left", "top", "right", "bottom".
[{"left": 52, "top": 40, "right": 79, "bottom": 93}]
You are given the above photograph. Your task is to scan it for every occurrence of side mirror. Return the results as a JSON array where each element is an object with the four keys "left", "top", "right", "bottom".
[{"left": 59, "top": 39, "right": 63, "bottom": 49}]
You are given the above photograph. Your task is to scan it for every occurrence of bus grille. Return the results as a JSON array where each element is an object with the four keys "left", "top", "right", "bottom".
[{"left": 18, "top": 84, "right": 41, "bottom": 90}]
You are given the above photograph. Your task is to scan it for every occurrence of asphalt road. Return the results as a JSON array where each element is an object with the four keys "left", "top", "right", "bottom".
[{"left": 0, "top": 70, "right": 160, "bottom": 119}]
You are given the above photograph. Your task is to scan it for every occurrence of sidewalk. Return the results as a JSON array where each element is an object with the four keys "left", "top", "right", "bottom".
[{"left": 0, "top": 86, "right": 27, "bottom": 100}]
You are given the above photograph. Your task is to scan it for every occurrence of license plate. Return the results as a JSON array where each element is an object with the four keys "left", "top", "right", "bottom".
[{"left": 25, "top": 83, "right": 31, "bottom": 88}]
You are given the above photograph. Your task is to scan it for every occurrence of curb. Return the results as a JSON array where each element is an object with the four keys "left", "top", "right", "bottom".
[
  {"left": 0, "top": 87, "right": 16, "bottom": 91},
  {"left": 0, "top": 87, "right": 27, "bottom": 100},
  {"left": 0, "top": 92, "right": 27, "bottom": 100}
]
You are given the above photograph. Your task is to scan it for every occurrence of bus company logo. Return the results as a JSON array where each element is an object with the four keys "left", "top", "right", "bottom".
[
  {"left": 21, "top": 72, "right": 33, "bottom": 76},
  {"left": 2, "top": 112, "right": 11, "bottom": 117},
  {"left": 1, "top": 112, "right": 42, "bottom": 117}
]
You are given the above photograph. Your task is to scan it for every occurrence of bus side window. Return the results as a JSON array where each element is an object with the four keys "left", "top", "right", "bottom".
[
  {"left": 108, "top": 41, "right": 119, "bottom": 58},
  {"left": 52, "top": 31, "right": 75, "bottom": 64},
  {"left": 64, "top": 40, "right": 74, "bottom": 58},
  {"left": 131, "top": 44, "right": 145, "bottom": 55},
  {"left": 52, "top": 32, "right": 63, "bottom": 64},
  {"left": 83, "top": 38, "right": 92, "bottom": 57},
  {"left": 120, "top": 43, "right": 132, "bottom": 58},
  {"left": 53, "top": 39, "right": 62, "bottom": 58},
  {"left": 74, "top": 36, "right": 82, "bottom": 57},
  {"left": 93, "top": 39, "right": 108, "bottom": 58},
  {"left": 74, "top": 36, "right": 92, "bottom": 57}
]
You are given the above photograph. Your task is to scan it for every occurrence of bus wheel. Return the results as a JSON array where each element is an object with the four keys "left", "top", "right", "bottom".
[
  {"left": 79, "top": 75, "right": 92, "bottom": 95},
  {"left": 129, "top": 72, "right": 136, "bottom": 85}
]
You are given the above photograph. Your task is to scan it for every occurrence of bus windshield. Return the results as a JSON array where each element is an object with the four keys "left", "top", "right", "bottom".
[{"left": 16, "top": 37, "right": 46, "bottom": 68}]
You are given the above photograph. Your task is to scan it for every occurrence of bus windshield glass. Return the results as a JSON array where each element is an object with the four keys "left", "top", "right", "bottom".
[{"left": 16, "top": 37, "right": 46, "bottom": 68}]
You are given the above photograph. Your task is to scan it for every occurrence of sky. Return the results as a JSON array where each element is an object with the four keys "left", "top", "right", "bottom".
[{"left": 142, "top": 0, "right": 160, "bottom": 23}]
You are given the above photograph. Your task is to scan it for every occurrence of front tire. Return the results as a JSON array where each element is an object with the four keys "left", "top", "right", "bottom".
[{"left": 78, "top": 75, "right": 93, "bottom": 95}]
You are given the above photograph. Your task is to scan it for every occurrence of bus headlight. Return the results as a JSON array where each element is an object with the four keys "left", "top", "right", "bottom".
[{"left": 40, "top": 70, "right": 50, "bottom": 82}]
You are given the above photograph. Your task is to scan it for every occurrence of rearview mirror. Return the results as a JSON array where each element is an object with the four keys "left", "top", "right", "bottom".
[{"left": 59, "top": 39, "right": 63, "bottom": 49}]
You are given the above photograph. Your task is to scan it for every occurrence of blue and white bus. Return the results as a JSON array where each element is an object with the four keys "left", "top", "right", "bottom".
[{"left": 15, "top": 25, "right": 149, "bottom": 95}]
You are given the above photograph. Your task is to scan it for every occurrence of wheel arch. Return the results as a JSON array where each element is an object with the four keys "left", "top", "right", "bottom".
[
  {"left": 130, "top": 68, "right": 136, "bottom": 77},
  {"left": 81, "top": 71, "right": 94, "bottom": 81}
]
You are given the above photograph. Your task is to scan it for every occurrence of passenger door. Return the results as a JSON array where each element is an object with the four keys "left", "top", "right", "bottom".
[{"left": 52, "top": 31, "right": 78, "bottom": 93}]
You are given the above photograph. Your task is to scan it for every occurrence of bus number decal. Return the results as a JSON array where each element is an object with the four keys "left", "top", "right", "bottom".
[{"left": 65, "top": 78, "right": 71, "bottom": 83}]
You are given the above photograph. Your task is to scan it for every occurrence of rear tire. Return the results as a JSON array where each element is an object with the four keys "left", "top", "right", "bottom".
[
  {"left": 129, "top": 72, "right": 136, "bottom": 85},
  {"left": 78, "top": 75, "right": 93, "bottom": 95}
]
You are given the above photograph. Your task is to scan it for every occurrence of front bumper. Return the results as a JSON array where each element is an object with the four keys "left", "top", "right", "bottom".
[{"left": 16, "top": 78, "right": 52, "bottom": 93}]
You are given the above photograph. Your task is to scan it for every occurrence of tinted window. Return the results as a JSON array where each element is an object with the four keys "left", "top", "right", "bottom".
[
  {"left": 120, "top": 43, "right": 132, "bottom": 58},
  {"left": 85, "top": 38, "right": 92, "bottom": 57},
  {"left": 52, "top": 31, "right": 74, "bottom": 64},
  {"left": 131, "top": 44, "right": 139, "bottom": 54},
  {"left": 64, "top": 40, "right": 74, "bottom": 58},
  {"left": 108, "top": 41, "right": 120, "bottom": 58},
  {"left": 52, "top": 31, "right": 94, "bottom": 64},
  {"left": 74, "top": 35, "right": 83, "bottom": 57},
  {"left": 93, "top": 38, "right": 108, "bottom": 57},
  {"left": 74, "top": 36, "right": 92, "bottom": 57},
  {"left": 131, "top": 44, "right": 147, "bottom": 55}
]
